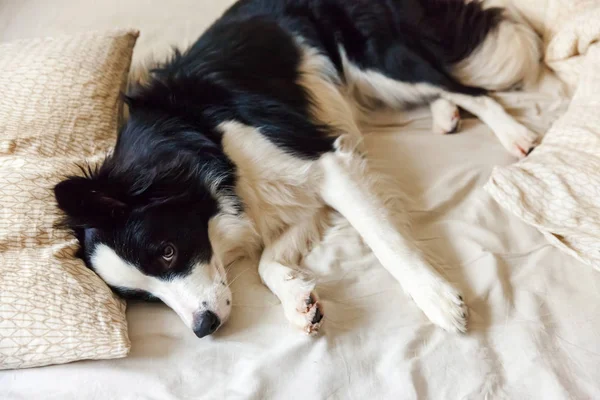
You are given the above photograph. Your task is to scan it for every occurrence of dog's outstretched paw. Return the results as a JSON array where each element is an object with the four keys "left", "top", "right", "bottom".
[{"left": 408, "top": 275, "right": 468, "bottom": 333}]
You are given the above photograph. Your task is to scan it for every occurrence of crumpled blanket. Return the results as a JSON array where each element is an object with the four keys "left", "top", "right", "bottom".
[{"left": 486, "top": 0, "right": 600, "bottom": 269}]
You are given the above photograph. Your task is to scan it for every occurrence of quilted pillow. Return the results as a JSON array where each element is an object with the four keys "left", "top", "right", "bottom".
[
  {"left": 0, "top": 30, "right": 138, "bottom": 369},
  {"left": 485, "top": 43, "right": 600, "bottom": 270}
]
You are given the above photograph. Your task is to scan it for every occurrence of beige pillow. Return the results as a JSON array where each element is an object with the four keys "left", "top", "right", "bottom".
[
  {"left": 485, "top": 43, "right": 600, "bottom": 271},
  {"left": 0, "top": 30, "right": 138, "bottom": 370}
]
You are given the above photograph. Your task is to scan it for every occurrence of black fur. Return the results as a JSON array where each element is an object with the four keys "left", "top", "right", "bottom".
[
  {"left": 54, "top": 0, "right": 502, "bottom": 299},
  {"left": 224, "top": 0, "right": 501, "bottom": 92}
]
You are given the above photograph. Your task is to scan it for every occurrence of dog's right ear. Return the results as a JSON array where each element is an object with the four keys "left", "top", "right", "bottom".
[{"left": 54, "top": 177, "right": 129, "bottom": 228}]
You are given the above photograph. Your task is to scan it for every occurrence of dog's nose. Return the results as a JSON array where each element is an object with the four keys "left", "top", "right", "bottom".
[{"left": 193, "top": 310, "right": 221, "bottom": 338}]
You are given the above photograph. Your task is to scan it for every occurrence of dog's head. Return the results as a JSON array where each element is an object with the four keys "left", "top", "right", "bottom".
[{"left": 54, "top": 105, "right": 240, "bottom": 338}]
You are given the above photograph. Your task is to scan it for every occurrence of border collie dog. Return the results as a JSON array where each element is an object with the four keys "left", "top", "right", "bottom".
[{"left": 55, "top": 0, "right": 541, "bottom": 337}]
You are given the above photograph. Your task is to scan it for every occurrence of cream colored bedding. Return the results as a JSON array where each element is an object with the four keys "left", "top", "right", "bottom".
[
  {"left": 485, "top": 0, "right": 600, "bottom": 271},
  {"left": 1, "top": 1, "right": 599, "bottom": 398}
]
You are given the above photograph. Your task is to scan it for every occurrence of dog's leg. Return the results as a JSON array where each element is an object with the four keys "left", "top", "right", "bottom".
[
  {"left": 258, "top": 223, "right": 325, "bottom": 335},
  {"left": 318, "top": 135, "right": 468, "bottom": 333},
  {"left": 430, "top": 98, "right": 461, "bottom": 135},
  {"left": 442, "top": 92, "right": 538, "bottom": 158}
]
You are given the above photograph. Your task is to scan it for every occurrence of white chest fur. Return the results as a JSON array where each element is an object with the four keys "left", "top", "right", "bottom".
[{"left": 219, "top": 121, "right": 329, "bottom": 252}]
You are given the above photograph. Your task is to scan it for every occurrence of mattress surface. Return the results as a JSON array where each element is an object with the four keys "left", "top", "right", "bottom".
[{"left": 1, "top": 1, "right": 599, "bottom": 399}]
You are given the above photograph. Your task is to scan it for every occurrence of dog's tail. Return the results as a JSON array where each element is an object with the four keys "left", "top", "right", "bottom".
[{"left": 447, "top": 0, "right": 542, "bottom": 91}]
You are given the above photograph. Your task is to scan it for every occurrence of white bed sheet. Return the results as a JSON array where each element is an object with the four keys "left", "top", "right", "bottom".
[{"left": 2, "top": 1, "right": 600, "bottom": 399}]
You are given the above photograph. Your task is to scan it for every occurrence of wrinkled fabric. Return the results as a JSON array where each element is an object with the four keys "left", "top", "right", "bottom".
[{"left": 487, "top": 1, "right": 600, "bottom": 270}]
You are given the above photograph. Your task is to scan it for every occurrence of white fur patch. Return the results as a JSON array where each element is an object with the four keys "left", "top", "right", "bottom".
[
  {"left": 339, "top": 48, "right": 441, "bottom": 114},
  {"left": 451, "top": 2, "right": 542, "bottom": 91},
  {"left": 219, "top": 120, "right": 327, "bottom": 247},
  {"left": 91, "top": 244, "right": 151, "bottom": 291}
]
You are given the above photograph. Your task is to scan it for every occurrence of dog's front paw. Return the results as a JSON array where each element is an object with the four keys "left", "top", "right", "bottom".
[
  {"left": 280, "top": 277, "right": 324, "bottom": 335},
  {"left": 408, "top": 275, "right": 468, "bottom": 333}
]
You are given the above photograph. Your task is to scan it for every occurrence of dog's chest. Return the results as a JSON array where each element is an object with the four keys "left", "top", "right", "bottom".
[{"left": 220, "top": 121, "right": 326, "bottom": 245}]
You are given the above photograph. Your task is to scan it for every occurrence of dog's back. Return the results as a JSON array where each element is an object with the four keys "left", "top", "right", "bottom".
[{"left": 172, "top": 0, "right": 505, "bottom": 94}]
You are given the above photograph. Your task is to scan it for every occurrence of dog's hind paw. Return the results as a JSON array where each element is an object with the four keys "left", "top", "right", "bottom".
[
  {"left": 497, "top": 122, "right": 539, "bottom": 159},
  {"left": 431, "top": 98, "right": 461, "bottom": 135}
]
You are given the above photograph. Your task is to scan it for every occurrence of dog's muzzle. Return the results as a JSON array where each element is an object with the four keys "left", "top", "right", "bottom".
[{"left": 193, "top": 310, "right": 221, "bottom": 338}]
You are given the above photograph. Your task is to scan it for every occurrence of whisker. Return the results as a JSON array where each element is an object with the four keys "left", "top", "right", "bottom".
[
  {"left": 211, "top": 270, "right": 221, "bottom": 286},
  {"left": 226, "top": 268, "right": 250, "bottom": 289},
  {"left": 213, "top": 260, "right": 239, "bottom": 288},
  {"left": 223, "top": 260, "right": 238, "bottom": 275}
]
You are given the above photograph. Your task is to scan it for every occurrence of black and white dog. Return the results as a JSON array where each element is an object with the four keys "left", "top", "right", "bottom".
[{"left": 55, "top": 0, "right": 541, "bottom": 338}]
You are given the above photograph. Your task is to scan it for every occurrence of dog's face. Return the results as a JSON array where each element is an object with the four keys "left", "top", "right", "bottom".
[
  {"left": 55, "top": 178, "right": 232, "bottom": 338},
  {"left": 54, "top": 114, "right": 236, "bottom": 338},
  {"left": 55, "top": 179, "right": 232, "bottom": 337}
]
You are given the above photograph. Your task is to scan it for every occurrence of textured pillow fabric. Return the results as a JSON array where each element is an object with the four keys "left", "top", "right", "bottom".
[
  {"left": 485, "top": 43, "right": 600, "bottom": 271},
  {"left": 0, "top": 30, "right": 138, "bottom": 370}
]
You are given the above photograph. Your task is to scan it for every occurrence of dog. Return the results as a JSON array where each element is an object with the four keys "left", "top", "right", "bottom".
[{"left": 54, "top": 0, "right": 541, "bottom": 338}]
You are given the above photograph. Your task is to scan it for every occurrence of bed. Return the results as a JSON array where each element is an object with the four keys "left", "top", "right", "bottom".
[{"left": 2, "top": 1, "right": 600, "bottom": 398}]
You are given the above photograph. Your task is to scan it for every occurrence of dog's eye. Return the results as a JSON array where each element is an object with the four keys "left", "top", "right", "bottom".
[{"left": 162, "top": 244, "right": 176, "bottom": 262}]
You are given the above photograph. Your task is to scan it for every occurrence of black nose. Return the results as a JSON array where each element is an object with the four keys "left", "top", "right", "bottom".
[{"left": 193, "top": 311, "right": 220, "bottom": 338}]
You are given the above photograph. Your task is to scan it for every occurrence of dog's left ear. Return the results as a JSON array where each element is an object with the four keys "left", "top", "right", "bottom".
[{"left": 54, "top": 176, "right": 129, "bottom": 228}]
